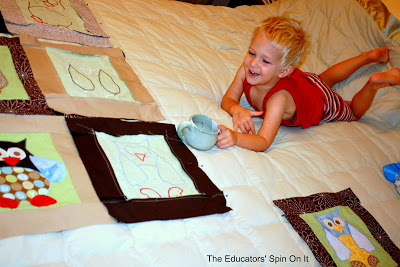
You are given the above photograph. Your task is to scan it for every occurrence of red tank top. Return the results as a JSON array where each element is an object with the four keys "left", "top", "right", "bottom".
[{"left": 243, "top": 68, "right": 324, "bottom": 129}]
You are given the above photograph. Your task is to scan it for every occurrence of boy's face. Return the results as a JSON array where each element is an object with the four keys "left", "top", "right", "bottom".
[{"left": 244, "top": 32, "right": 285, "bottom": 88}]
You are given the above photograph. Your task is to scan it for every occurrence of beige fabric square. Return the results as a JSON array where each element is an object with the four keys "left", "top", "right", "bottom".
[
  {"left": 0, "top": 115, "right": 115, "bottom": 239},
  {"left": 20, "top": 34, "right": 164, "bottom": 121}
]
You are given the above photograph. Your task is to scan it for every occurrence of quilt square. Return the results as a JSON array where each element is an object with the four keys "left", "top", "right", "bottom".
[
  {"left": 45, "top": 47, "right": 138, "bottom": 102},
  {"left": 0, "top": 115, "right": 114, "bottom": 239},
  {"left": 273, "top": 188, "right": 400, "bottom": 266},
  {"left": 21, "top": 34, "right": 164, "bottom": 121},
  {"left": 0, "top": 0, "right": 112, "bottom": 47},
  {"left": 95, "top": 133, "right": 200, "bottom": 199},
  {"left": 0, "top": 132, "right": 80, "bottom": 210},
  {"left": 66, "top": 117, "right": 231, "bottom": 223},
  {"left": 0, "top": 36, "right": 53, "bottom": 115}
]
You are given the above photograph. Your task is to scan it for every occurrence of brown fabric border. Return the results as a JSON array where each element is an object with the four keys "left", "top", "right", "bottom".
[
  {"left": 0, "top": 36, "right": 53, "bottom": 115},
  {"left": 66, "top": 117, "right": 231, "bottom": 223},
  {"left": 273, "top": 188, "right": 400, "bottom": 266}
]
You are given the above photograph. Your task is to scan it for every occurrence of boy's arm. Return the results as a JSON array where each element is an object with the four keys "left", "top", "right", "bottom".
[
  {"left": 221, "top": 64, "right": 263, "bottom": 134},
  {"left": 217, "top": 91, "right": 288, "bottom": 152}
]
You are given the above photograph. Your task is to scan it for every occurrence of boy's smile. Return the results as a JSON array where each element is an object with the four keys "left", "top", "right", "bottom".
[{"left": 244, "top": 32, "right": 284, "bottom": 90}]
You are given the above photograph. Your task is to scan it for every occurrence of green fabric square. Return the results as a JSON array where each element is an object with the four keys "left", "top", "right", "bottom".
[
  {"left": 95, "top": 132, "right": 200, "bottom": 200},
  {"left": 45, "top": 47, "right": 138, "bottom": 102},
  {"left": 0, "top": 132, "right": 81, "bottom": 211},
  {"left": 16, "top": 0, "right": 91, "bottom": 35},
  {"left": 300, "top": 206, "right": 396, "bottom": 267}
]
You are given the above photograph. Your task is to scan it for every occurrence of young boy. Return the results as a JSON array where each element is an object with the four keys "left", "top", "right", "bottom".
[{"left": 217, "top": 16, "right": 400, "bottom": 152}]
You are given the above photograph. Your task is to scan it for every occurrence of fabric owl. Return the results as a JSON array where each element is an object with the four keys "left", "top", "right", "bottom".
[
  {"left": 0, "top": 139, "right": 66, "bottom": 209},
  {"left": 315, "top": 207, "right": 380, "bottom": 267}
]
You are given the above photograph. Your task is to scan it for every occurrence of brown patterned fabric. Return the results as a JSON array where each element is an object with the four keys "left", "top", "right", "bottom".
[
  {"left": 66, "top": 118, "right": 231, "bottom": 223},
  {"left": 273, "top": 188, "right": 400, "bottom": 267},
  {"left": 0, "top": 36, "right": 53, "bottom": 115},
  {"left": 0, "top": 0, "right": 112, "bottom": 47}
]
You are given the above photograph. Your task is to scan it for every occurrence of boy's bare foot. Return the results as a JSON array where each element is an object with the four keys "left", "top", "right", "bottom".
[
  {"left": 370, "top": 67, "right": 400, "bottom": 86},
  {"left": 367, "top": 47, "right": 389, "bottom": 64}
]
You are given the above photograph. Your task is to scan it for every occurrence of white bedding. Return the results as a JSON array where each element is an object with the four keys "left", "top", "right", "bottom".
[{"left": 1, "top": 0, "right": 399, "bottom": 266}]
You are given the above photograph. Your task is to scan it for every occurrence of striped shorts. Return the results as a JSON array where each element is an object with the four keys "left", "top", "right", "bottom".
[{"left": 306, "top": 72, "right": 354, "bottom": 122}]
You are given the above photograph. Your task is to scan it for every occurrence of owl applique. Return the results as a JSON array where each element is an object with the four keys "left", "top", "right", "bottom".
[
  {"left": 0, "top": 139, "right": 66, "bottom": 209},
  {"left": 315, "top": 207, "right": 380, "bottom": 267}
]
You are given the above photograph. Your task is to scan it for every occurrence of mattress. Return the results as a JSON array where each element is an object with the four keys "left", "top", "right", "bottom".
[{"left": 0, "top": 0, "right": 399, "bottom": 266}]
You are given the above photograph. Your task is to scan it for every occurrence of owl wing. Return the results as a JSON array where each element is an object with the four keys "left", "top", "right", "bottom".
[
  {"left": 155, "top": 154, "right": 185, "bottom": 186},
  {"left": 348, "top": 223, "right": 376, "bottom": 252},
  {"left": 29, "top": 155, "right": 67, "bottom": 183},
  {"left": 325, "top": 229, "right": 351, "bottom": 261}
]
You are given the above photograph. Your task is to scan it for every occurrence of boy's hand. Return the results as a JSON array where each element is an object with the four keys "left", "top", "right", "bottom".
[
  {"left": 217, "top": 125, "right": 237, "bottom": 149},
  {"left": 231, "top": 106, "right": 263, "bottom": 134}
]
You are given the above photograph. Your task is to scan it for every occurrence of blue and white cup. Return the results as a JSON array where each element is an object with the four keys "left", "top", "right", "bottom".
[{"left": 177, "top": 114, "right": 219, "bottom": 150}]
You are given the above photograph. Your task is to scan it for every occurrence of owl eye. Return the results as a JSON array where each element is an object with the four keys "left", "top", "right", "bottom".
[
  {"left": 7, "top": 147, "right": 26, "bottom": 160},
  {"left": 0, "top": 148, "right": 7, "bottom": 160},
  {"left": 323, "top": 219, "right": 335, "bottom": 229},
  {"left": 333, "top": 217, "right": 345, "bottom": 226}
]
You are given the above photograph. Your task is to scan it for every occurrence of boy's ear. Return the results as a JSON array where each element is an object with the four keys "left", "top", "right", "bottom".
[{"left": 278, "top": 65, "right": 295, "bottom": 78}]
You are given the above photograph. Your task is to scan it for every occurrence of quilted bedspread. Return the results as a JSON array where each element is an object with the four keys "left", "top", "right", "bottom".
[{"left": 1, "top": 0, "right": 399, "bottom": 266}]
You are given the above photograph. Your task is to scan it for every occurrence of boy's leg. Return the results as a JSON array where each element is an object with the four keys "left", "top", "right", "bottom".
[
  {"left": 351, "top": 68, "right": 400, "bottom": 120},
  {"left": 319, "top": 47, "right": 389, "bottom": 88}
]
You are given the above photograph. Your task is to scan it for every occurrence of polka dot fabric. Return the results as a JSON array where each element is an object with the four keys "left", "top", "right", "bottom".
[{"left": 0, "top": 167, "right": 50, "bottom": 206}]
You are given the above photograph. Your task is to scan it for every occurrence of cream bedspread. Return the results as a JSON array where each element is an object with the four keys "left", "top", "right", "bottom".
[{"left": 1, "top": 0, "right": 399, "bottom": 266}]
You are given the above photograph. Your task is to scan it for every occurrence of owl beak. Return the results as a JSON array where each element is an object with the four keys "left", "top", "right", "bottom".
[
  {"left": 3, "top": 157, "right": 20, "bottom": 166},
  {"left": 333, "top": 225, "right": 343, "bottom": 233}
]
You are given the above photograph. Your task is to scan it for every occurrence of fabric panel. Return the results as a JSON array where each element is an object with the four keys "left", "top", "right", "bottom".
[
  {"left": 0, "top": 0, "right": 112, "bottom": 47},
  {"left": 66, "top": 117, "right": 231, "bottom": 223},
  {"left": 20, "top": 34, "right": 164, "bottom": 121},
  {"left": 273, "top": 188, "right": 400, "bottom": 266},
  {"left": 0, "top": 36, "right": 53, "bottom": 115}
]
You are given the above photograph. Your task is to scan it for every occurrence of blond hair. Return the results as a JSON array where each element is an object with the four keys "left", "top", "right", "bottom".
[{"left": 253, "top": 16, "right": 308, "bottom": 70}]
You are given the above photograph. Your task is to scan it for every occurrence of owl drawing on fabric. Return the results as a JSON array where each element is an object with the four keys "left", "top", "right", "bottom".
[
  {"left": 315, "top": 207, "right": 380, "bottom": 267},
  {"left": 113, "top": 138, "right": 185, "bottom": 198},
  {"left": 0, "top": 139, "right": 66, "bottom": 209}
]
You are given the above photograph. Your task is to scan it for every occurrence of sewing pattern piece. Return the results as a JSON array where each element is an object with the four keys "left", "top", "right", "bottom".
[
  {"left": 66, "top": 118, "right": 231, "bottom": 223},
  {"left": 273, "top": 188, "right": 400, "bottom": 266},
  {"left": 0, "top": 36, "right": 53, "bottom": 115},
  {"left": 0, "top": 45, "right": 29, "bottom": 100},
  {"left": 96, "top": 132, "right": 200, "bottom": 200},
  {"left": 0, "top": 133, "right": 81, "bottom": 211},
  {"left": 45, "top": 47, "right": 138, "bottom": 102},
  {"left": 16, "top": 0, "right": 90, "bottom": 35}
]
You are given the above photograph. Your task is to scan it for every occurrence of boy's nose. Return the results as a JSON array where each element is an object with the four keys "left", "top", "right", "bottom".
[{"left": 250, "top": 58, "right": 258, "bottom": 67}]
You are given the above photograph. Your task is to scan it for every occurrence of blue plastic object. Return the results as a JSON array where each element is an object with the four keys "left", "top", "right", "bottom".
[{"left": 383, "top": 162, "right": 400, "bottom": 183}]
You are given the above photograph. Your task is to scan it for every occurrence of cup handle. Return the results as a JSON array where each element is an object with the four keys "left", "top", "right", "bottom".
[{"left": 177, "top": 121, "right": 191, "bottom": 142}]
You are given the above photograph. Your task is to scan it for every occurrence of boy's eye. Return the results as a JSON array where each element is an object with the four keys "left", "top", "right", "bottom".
[
  {"left": 248, "top": 51, "right": 255, "bottom": 56},
  {"left": 263, "top": 59, "right": 270, "bottom": 64}
]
